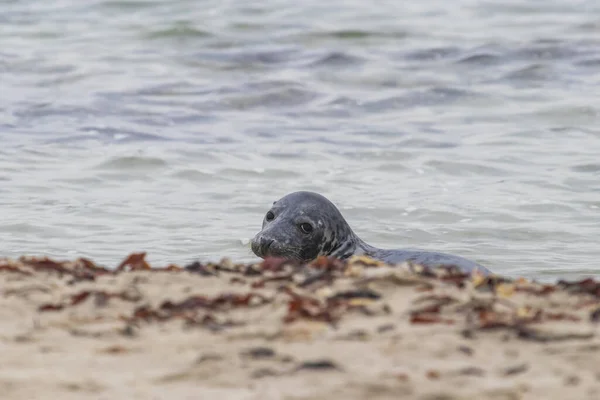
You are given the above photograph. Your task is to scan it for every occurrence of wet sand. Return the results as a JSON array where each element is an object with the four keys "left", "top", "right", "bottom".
[{"left": 1, "top": 253, "right": 599, "bottom": 400}]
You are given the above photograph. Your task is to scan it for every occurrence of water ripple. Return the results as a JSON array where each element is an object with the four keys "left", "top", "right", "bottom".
[{"left": 1, "top": 0, "right": 600, "bottom": 280}]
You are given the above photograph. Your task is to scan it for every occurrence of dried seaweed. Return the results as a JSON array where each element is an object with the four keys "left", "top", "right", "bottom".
[
  {"left": 558, "top": 278, "right": 600, "bottom": 297},
  {"left": 545, "top": 312, "right": 581, "bottom": 322},
  {"left": 184, "top": 261, "right": 218, "bottom": 276},
  {"left": 410, "top": 313, "right": 455, "bottom": 325},
  {"left": 409, "top": 294, "right": 460, "bottom": 324},
  {"left": 3, "top": 253, "right": 181, "bottom": 283},
  {"left": 281, "top": 287, "right": 340, "bottom": 324},
  {"left": 590, "top": 308, "right": 600, "bottom": 322},
  {"left": 502, "top": 363, "right": 529, "bottom": 376},
  {"left": 456, "top": 366, "right": 485, "bottom": 376},
  {"left": 3, "top": 252, "right": 600, "bottom": 348},
  {"left": 161, "top": 293, "right": 269, "bottom": 312},
  {"left": 426, "top": 370, "right": 441, "bottom": 380},
  {"left": 310, "top": 256, "right": 347, "bottom": 271},
  {"left": 38, "top": 289, "right": 142, "bottom": 312},
  {"left": 116, "top": 252, "right": 182, "bottom": 272},
  {"left": 128, "top": 292, "right": 271, "bottom": 325},
  {"left": 457, "top": 345, "right": 474, "bottom": 356},
  {"left": 259, "top": 257, "right": 300, "bottom": 272},
  {"left": 515, "top": 284, "right": 557, "bottom": 296},
  {"left": 295, "top": 359, "right": 341, "bottom": 372},
  {"left": 17, "top": 256, "right": 112, "bottom": 282},
  {"left": 116, "top": 253, "right": 151, "bottom": 271},
  {"left": 251, "top": 273, "right": 295, "bottom": 289},
  {"left": 296, "top": 269, "right": 330, "bottom": 288},
  {"left": 516, "top": 327, "right": 594, "bottom": 343},
  {"left": 184, "top": 313, "right": 245, "bottom": 331},
  {"left": 0, "top": 261, "right": 32, "bottom": 275},
  {"left": 240, "top": 347, "right": 276, "bottom": 359},
  {"left": 327, "top": 289, "right": 381, "bottom": 301},
  {"left": 38, "top": 304, "right": 65, "bottom": 312}
]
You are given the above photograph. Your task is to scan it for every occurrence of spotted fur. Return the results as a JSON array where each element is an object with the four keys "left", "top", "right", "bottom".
[{"left": 250, "top": 191, "right": 492, "bottom": 275}]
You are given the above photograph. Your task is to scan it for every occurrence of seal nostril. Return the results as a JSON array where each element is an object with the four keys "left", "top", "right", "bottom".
[
  {"left": 260, "top": 237, "right": 274, "bottom": 254},
  {"left": 266, "top": 239, "right": 274, "bottom": 251}
]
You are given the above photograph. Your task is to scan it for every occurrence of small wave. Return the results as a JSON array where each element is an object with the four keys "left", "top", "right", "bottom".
[
  {"left": 94, "top": 156, "right": 168, "bottom": 171},
  {"left": 222, "top": 86, "right": 322, "bottom": 110},
  {"left": 404, "top": 46, "right": 459, "bottom": 61},
  {"left": 171, "top": 169, "right": 217, "bottom": 182},
  {"left": 305, "top": 51, "right": 366, "bottom": 68},
  {"left": 144, "top": 25, "right": 213, "bottom": 40},
  {"left": 456, "top": 53, "right": 501, "bottom": 66},
  {"left": 571, "top": 163, "right": 600, "bottom": 173},
  {"left": 502, "top": 64, "right": 556, "bottom": 82},
  {"left": 425, "top": 160, "right": 510, "bottom": 177}
]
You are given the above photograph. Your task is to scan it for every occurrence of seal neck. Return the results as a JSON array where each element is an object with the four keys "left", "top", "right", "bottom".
[
  {"left": 328, "top": 232, "right": 379, "bottom": 260},
  {"left": 353, "top": 235, "right": 380, "bottom": 258}
]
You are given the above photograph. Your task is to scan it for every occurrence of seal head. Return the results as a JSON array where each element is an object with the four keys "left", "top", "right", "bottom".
[{"left": 250, "top": 191, "right": 357, "bottom": 262}]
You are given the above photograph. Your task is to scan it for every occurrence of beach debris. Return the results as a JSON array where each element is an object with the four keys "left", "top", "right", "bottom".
[
  {"left": 426, "top": 370, "right": 441, "bottom": 380},
  {"left": 250, "top": 368, "right": 279, "bottom": 379},
  {"left": 590, "top": 307, "right": 600, "bottom": 322},
  {"left": 98, "top": 345, "right": 131, "bottom": 355},
  {"left": 116, "top": 252, "right": 182, "bottom": 272},
  {"left": 558, "top": 277, "right": 600, "bottom": 297},
  {"left": 129, "top": 292, "right": 271, "bottom": 325},
  {"left": 0, "top": 260, "right": 32, "bottom": 275},
  {"left": 377, "top": 323, "right": 395, "bottom": 333},
  {"left": 281, "top": 286, "right": 341, "bottom": 324},
  {"left": 38, "top": 289, "right": 142, "bottom": 312},
  {"left": 240, "top": 347, "right": 276, "bottom": 359},
  {"left": 502, "top": 363, "right": 529, "bottom": 376},
  {"left": 457, "top": 345, "right": 474, "bottom": 356},
  {"left": 456, "top": 366, "right": 485, "bottom": 376},
  {"left": 2, "top": 251, "right": 600, "bottom": 399},
  {"left": 184, "top": 261, "right": 218, "bottom": 276},
  {"left": 0, "top": 252, "right": 596, "bottom": 346},
  {"left": 8, "top": 256, "right": 111, "bottom": 282},
  {"left": 295, "top": 359, "right": 341, "bottom": 372}
]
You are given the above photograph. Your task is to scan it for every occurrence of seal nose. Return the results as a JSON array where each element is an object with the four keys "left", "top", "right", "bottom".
[{"left": 251, "top": 235, "right": 275, "bottom": 258}]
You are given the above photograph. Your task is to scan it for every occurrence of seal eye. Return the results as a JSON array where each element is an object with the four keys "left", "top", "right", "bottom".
[
  {"left": 299, "top": 222, "right": 313, "bottom": 234},
  {"left": 265, "top": 211, "right": 275, "bottom": 221}
]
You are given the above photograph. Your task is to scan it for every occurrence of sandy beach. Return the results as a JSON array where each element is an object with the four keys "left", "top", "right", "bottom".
[{"left": 1, "top": 253, "right": 599, "bottom": 400}]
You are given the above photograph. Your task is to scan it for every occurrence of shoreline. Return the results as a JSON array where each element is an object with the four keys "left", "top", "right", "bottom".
[{"left": 1, "top": 253, "right": 599, "bottom": 400}]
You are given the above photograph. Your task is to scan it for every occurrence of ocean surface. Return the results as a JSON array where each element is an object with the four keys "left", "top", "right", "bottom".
[{"left": 1, "top": 0, "right": 599, "bottom": 281}]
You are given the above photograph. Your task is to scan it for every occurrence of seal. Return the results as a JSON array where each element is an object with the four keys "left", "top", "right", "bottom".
[{"left": 251, "top": 191, "right": 492, "bottom": 275}]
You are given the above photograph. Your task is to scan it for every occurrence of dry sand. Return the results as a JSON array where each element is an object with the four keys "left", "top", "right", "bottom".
[{"left": 1, "top": 253, "right": 600, "bottom": 400}]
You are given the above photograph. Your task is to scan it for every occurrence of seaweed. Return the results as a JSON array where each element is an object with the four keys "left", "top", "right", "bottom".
[
  {"left": 280, "top": 286, "right": 385, "bottom": 325},
  {"left": 17, "top": 256, "right": 111, "bottom": 282},
  {"left": 410, "top": 314, "right": 455, "bottom": 325},
  {"left": 38, "top": 289, "right": 142, "bottom": 312},
  {"left": 116, "top": 252, "right": 182, "bottom": 272},
  {"left": 0, "top": 265, "right": 32, "bottom": 275},
  {"left": 3, "top": 252, "right": 599, "bottom": 348},
  {"left": 127, "top": 292, "right": 271, "bottom": 326},
  {"left": 240, "top": 347, "right": 276, "bottom": 359},
  {"left": 558, "top": 278, "right": 600, "bottom": 297},
  {"left": 516, "top": 327, "right": 594, "bottom": 343},
  {"left": 327, "top": 289, "right": 381, "bottom": 301},
  {"left": 281, "top": 287, "right": 339, "bottom": 324},
  {"left": 295, "top": 359, "right": 341, "bottom": 372},
  {"left": 258, "top": 257, "right": 297, "bottom": 272},
  {"left": 250, "top": 273, "right": 295, "bottom": 289},
  {"left": 184, "top": 261, "right": 218, "bottom": 276}
]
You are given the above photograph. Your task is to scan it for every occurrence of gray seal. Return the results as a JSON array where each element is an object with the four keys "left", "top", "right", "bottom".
[{"left": 250, "top": 191, "right": 492, "bottom": 275}]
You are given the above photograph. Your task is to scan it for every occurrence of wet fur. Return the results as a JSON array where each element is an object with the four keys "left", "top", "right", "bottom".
[{"left": 251, "top": 191, "right": 492, "bottom": 275}]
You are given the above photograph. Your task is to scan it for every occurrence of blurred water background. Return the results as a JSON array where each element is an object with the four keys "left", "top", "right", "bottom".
[{"left": 1, "top": 0, "right": 600, "bottom": 281}]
